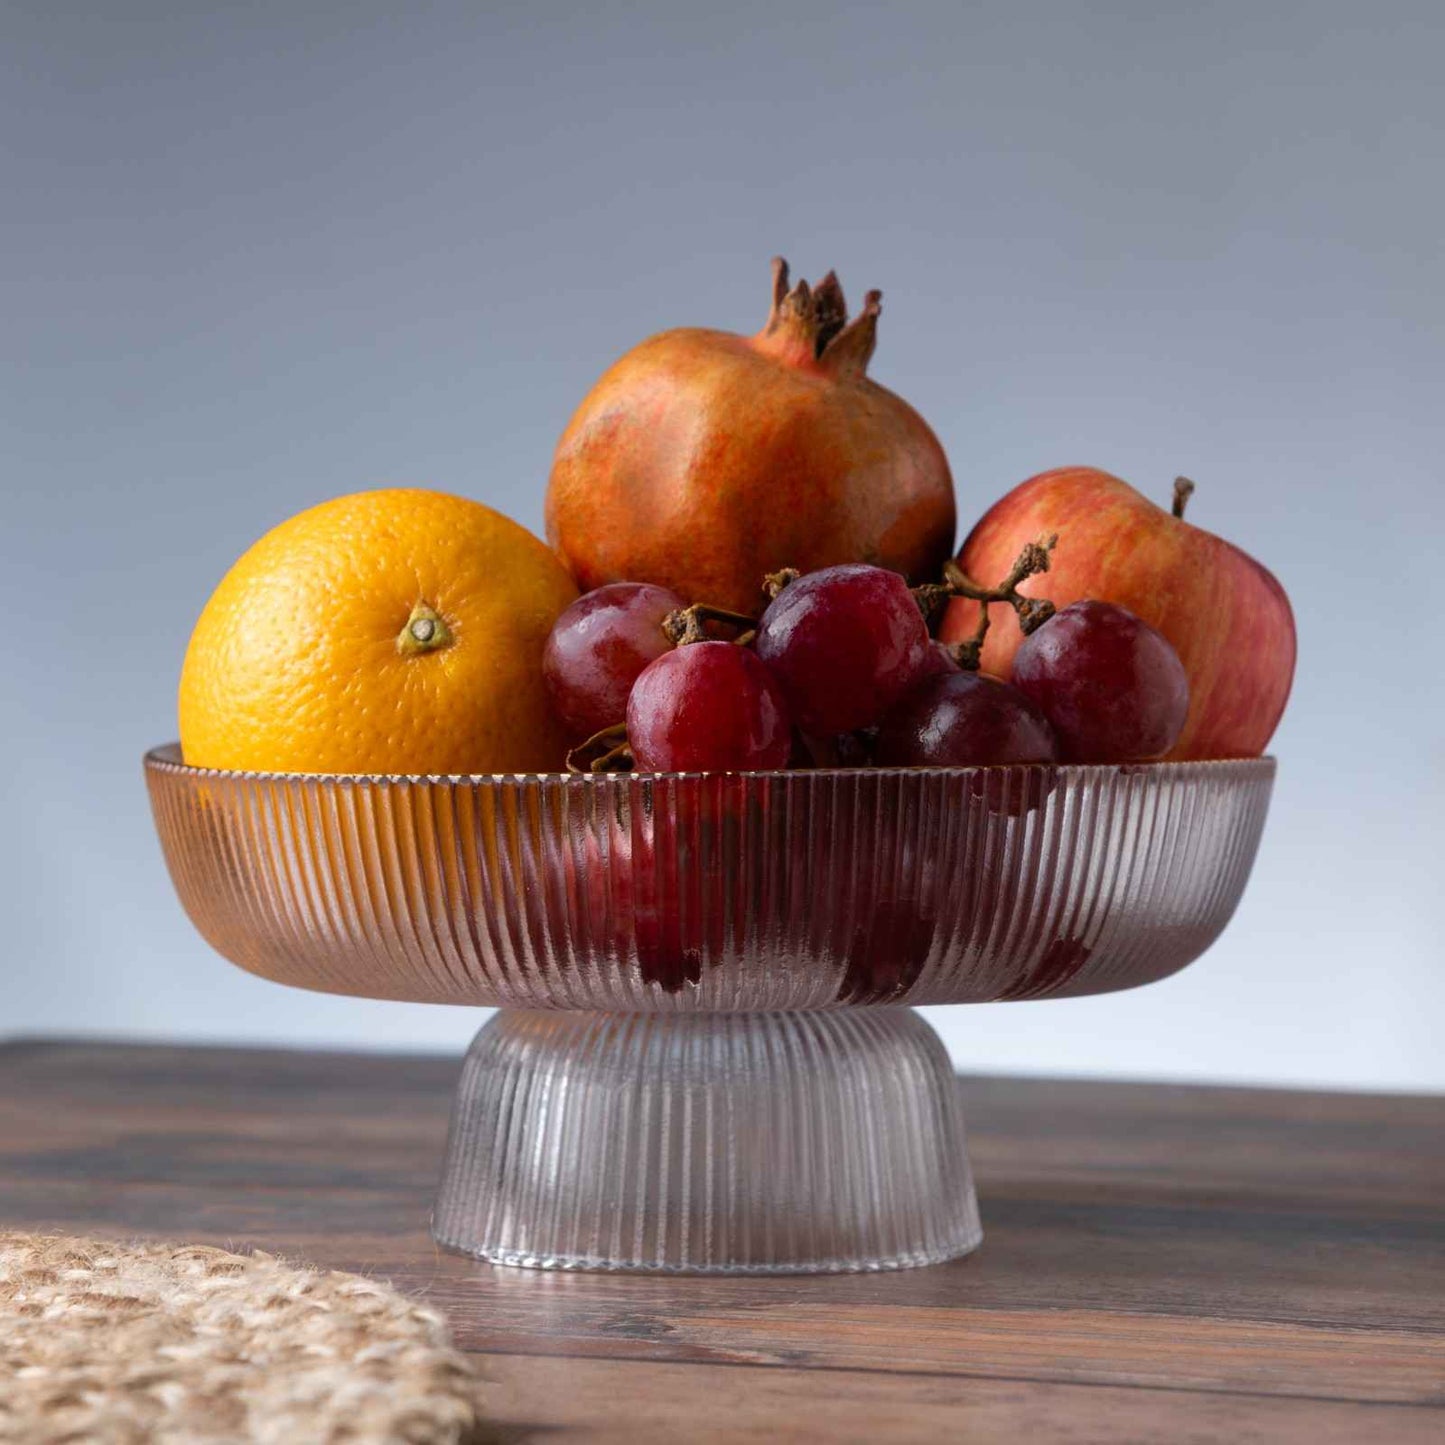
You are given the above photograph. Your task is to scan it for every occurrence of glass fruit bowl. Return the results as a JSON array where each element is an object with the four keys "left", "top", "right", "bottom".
[{"left": 145, "top": 744, "right": 1275, "bottom": 1273}]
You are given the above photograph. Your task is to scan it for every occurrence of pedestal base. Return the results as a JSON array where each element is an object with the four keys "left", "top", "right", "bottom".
[{"left": 433, "top": 1009, "right": 981, "bottom": 1274}]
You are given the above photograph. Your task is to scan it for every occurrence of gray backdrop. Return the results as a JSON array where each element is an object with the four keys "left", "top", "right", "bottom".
[{"left": 4, "top": 2, "right": 1442, "bottom": 1088}]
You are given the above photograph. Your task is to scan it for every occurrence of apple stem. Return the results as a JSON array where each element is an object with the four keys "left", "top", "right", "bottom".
[
  {"left": 566, "top": 722, "right": 634, "bottom": 774},
  {"left": 1172, "top": 476, "right": 1196, "bottom": 519}
]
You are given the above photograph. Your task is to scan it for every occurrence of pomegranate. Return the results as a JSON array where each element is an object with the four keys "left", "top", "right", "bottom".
[{"left": 545, "top": 258, "right": 957, "bottom": 616}]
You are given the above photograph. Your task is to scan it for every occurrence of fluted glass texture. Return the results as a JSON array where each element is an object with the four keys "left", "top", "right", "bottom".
[
  {"left": 434, "top": 1009, "right": 980, "bottom": 1273},
  {"left": 146, "top": 747, "right": 1274, "bottom": 1011}
]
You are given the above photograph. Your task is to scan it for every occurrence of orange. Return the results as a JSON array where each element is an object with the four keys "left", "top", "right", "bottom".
[{"left": 179, "top": 488, "right": 579, "bottom": 774}]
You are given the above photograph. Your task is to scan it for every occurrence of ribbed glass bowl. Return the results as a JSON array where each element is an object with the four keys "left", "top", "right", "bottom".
[
  {"left": 145, "top": 745, "right": 1274, "bottom": 1011},
  {"left": 145, "top": 744, "right": 1275, "bottom": 1274}
]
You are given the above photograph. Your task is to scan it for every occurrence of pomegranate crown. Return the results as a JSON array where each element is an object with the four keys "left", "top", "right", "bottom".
[{"left": 756, "top": 256, "right": 881, "bottom": 376}]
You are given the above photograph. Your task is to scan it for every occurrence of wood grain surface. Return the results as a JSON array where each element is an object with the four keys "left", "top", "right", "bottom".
[{"left": 1, "top": 1038, "right": 1441, "bottom": 1443}]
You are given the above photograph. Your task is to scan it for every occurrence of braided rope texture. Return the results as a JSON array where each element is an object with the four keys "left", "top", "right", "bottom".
[{"left": 0, "top": 1232, "right": 489, "bottom": 1444}]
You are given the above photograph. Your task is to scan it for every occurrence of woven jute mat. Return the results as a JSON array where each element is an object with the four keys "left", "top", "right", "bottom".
[{"left": 0, "top": 1231, "right": 490, "bottom": 1444}]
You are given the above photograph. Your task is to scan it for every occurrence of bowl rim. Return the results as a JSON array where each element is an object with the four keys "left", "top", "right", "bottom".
[{"left": 143, "top": 742, "right": 1277, "bottom": 787}]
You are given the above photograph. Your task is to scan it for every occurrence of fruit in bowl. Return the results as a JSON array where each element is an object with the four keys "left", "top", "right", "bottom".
[
  {"left": 543, "top": 582, "right": 687, "bottom": 739},
  {"left": 874, "top": 673, "right": 1058, "bottom": 771},
  {"left": 754, "top": 563, "right": 934, "bottom": 736},
  {"left": 627, "top": 642, "right": 793, "bottom": 773},
  {"left": 179, "top": 489, "right": 578, "bottom": 775},
  {"left": 173, "top": 264, "right": 1293, "bottom": 789},
  {"left": 552, "top": 529, "right": 1202, "bottom": 782},
  {"left": 545, "top": 258, "right": 956, "bottom": 616},
  {"left": 1010, "top": 600, "right": 1191, "bottom": 764},
  {"left": 942, "top": 468, "right": 1295, "bottom": 759}
]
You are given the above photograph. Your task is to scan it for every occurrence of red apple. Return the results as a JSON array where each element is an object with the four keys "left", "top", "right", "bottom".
[{"left": 941, "top": 468, "right": 1295, "bottom": 760}]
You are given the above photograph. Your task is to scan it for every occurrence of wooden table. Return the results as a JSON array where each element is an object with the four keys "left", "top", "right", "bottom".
[{"left": 1, "top": 1039, "right": 1441, "bottom": 1442}]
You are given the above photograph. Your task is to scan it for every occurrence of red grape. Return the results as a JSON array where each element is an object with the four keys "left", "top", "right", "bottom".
[
  {"left": 543, "top": 582, "right": 686, "bottom": 738},
  {"left": 875, "top": 671, "right": 1059, "bottom": 769},
  {"left": 754, "top": 564, "right": 932, "bottom": 735},
  {"left": 796, "top": 728, "right": 876, "bottom": 767},
  {"left": 1011, "top": 600, "right": 1189, "bottom": 762},
  {"left": 627, "top": 642, "right": 792, "bottom": 772},
  {"left": 876, "top": 671, "right": 1059, "bottom": 813},
  {"left": 579, "top": 820, "right": 703, "bottom": 992},
  {"left": 838, "top": 897, "right": 935, "bottom": 1002},
  {"left": 917, "top": 640, "right": 962, "bottom": 684},
  {"left": 577, "top": 779, "right": 759, "bottom": 992}
]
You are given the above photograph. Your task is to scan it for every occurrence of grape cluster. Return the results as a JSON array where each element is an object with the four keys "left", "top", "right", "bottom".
[{"left": 543, "top": 558, "right": 1189, "bottom": 776}]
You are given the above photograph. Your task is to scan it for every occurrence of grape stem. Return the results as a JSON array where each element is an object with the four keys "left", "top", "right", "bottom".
[
  {"left": 662, "top": 603, "right": 759, "bottom": 647},
  {"left": 566, "top": 722, "right": 634, "bottom": 774},
  {"left": 1172, "top": 476, "right": 1196, "bottom": 519},
  {"left": 763, "top": 567, "right": 800, "bottom": 600},
  {"left": 913, "top": 534, "right": 1060, "bottom": 669}
]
